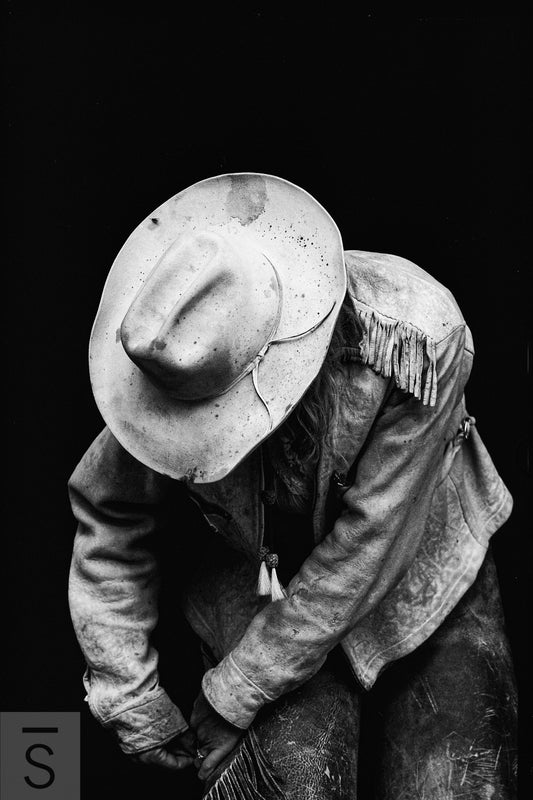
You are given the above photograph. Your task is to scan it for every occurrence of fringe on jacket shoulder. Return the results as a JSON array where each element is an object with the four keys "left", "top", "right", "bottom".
[{"left": 349, "top": 303, "right": 438, "bottom": 407}]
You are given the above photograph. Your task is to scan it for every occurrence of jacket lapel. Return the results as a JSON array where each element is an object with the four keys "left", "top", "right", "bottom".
[
  {"left": 313, "top": 358, "right": 391, "bottom": 542},
  {"left": 186, "top": 445, "right": 264, "bottom": 558}
]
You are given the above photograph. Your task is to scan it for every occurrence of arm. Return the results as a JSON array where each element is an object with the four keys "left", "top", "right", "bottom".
[
  {"left": 201, "top": 325, "right": 470, "bottom": 729},
  {"left": 68, "top": 427, "right": 191, "bottom": 758}
]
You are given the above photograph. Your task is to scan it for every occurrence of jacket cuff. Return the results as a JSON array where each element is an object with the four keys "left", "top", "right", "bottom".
[
  {"left": 97, "top": 688, "right": 189, "bottom": 754},
  {"left": 201, "top": 653, "right": 275, "bottom": 729}
]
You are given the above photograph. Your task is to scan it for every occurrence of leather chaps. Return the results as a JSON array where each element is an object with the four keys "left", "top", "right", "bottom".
[{"left": 199, "top": 549, "right": 517, "bottom": 799}]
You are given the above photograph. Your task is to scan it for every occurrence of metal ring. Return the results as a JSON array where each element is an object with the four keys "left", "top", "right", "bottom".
[{"left": 461, "top": 418, "right": 471, "bottom": 440}]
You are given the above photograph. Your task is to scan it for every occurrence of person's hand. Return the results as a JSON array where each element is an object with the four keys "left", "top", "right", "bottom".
[
  {"left": 129, "top": 727, "right": 197, "bottom": 771},
  {"left": 191, "top": 690, "right": 243, "bottom": 781}
]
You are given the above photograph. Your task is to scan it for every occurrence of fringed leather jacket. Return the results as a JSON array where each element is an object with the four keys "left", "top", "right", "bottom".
[{"left": 68, "top": 250, "right": 512, "bottom": 754}]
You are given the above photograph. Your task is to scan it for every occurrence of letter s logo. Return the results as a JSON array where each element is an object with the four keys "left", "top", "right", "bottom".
[{"left": 24, "top": 743, "right": 55, "bottom": 789}]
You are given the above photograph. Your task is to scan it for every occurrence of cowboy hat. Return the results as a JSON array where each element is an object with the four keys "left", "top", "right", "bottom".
[{"left": 89, "top": 173, "right": 346, "bottom": 482}]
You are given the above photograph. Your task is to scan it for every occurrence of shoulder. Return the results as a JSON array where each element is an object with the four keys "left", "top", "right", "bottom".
[
  {"left": 341, "top": 251, "right": 472, "bottom": 407},
  {"left": 344, "top": 250, "right": 466, "bottom": 344},
  {"left": 68, "top": 426, "right": 170, "bottom": 501}
]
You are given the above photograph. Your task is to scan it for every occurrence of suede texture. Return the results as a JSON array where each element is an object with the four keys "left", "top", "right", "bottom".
[{"left": 68, "top": 250, "right": 512, "bottom": 751}]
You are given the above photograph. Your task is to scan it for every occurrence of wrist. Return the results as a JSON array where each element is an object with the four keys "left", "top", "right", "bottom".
[
  {"left": 201, "top": 653, "right": 272, "bottom": 729},
  {"left": 95, "top": 687, "right": 189, "bottom": 755}
]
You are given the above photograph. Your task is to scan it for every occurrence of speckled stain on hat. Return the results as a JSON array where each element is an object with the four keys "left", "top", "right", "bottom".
[{"left": 89, "top": 173, "right": 346, "bottom": 483}]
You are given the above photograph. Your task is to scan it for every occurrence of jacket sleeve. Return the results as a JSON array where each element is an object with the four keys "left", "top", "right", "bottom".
[
  {"left": 202, "top": 325, "right": 470, "bottom": 729},
  {"left": 68, "top": 427, "right": 189, "bottom": 754}
]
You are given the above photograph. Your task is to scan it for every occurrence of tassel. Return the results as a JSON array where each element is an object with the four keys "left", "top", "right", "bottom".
[
  {"left": 257, "top": 561, "right": 271, "bottom": 596},
  {"left": 265, "top": 553, "right": 287, "bottom": 603},
  {"left": 355, "top": 305, "right": 438, "bottom": 406},
  {"left": 257, "top": 549, "right": 287, "bottom": 602},
  {"left": 270, "top": 567, "right": 287, "bottom": 602}
]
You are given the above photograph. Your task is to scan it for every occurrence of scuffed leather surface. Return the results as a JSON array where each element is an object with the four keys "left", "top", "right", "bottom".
[
  {"left": 68, "top": 250, "right": 514, "bottom": 749},
  {"left": 202, "top": 325, "right": 487, "bottom": 726},
  {"left": 204, "top": 650, "right": 360, "bottom": 800},
  {"left": 361, "top": 550, "right": 518, "bottom": 799},
  {"left": 343, "top": 424, "right": 513, "bottom": 688},
  {"left": 201, "top": 552, "right": 516, "bottom": 799},
  {"left": 67, "top": 427, "right": 189, "bottom": 751},
  {"left": 344, "top": 249, "right": 465, "bottom": 341}
]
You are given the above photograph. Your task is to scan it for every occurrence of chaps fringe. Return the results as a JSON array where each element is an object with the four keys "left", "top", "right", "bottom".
[
  {"left": 203, "top": 727, "right": 287, "bottom": 800},
  {"left": 356, "top": 306, "right": 438, "bottom": 406}
]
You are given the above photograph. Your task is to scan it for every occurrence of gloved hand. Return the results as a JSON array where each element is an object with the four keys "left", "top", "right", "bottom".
[
  {"left": 129, "top": 727, "right": 197, "bottom": 770},
  {"left": 191, "top": 690, "right": 243, "bottom": 781}
]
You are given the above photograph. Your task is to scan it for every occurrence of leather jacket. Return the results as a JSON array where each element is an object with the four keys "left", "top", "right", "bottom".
[{"left": 68, "top": 250, "right": 512, "bottom": 753}]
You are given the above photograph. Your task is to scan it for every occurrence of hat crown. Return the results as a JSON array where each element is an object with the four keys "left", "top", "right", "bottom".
[
  {"left": 89, "top": 173, "right": 346, "bottom": 482},
  {"left": 120, "top": 230, "right": 281, "bottom": 400}
]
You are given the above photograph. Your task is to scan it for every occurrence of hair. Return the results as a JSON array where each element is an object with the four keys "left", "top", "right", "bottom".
[{"left": 276, "top": 292, "right": 361, "bottom": 466}]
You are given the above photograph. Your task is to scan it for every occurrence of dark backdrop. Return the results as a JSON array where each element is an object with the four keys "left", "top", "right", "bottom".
[{"left": 5, "top": 10, "right": 531, "bottom": 798}]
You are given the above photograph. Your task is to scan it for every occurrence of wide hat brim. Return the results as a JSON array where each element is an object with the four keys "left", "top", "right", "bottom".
[{"left": 89, "top": 173, "right": 346, "bottom": 483}]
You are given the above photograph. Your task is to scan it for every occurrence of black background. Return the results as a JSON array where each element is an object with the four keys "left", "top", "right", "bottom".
[{"left": 4, "top": 9, "right": 531, "bottom": 798}]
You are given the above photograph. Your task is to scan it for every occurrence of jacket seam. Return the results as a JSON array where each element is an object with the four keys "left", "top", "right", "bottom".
[
  {"left": 434, "top": 322, "right": 467, "bottom": 347},
  {"left": 86, "top": 695, "right": 106, "bottom": 724},
  {"left": 97, "top": 687, "right": 167, "bottom": 725},
  {"left": 350, "top": 298, "right": 428, "bottom": 337},
  {"left": 483, "top": 491, "right": 513, "bottom": 528},
  {"left": 448, "top": 472, "right": 512, "bottom": 545},
  {"left": 201, "top": 677, "right": 249, "bottom": 730},
  {"left": 228, "top": 653, "right": 276, "bottom": 703},
  {"left": 349, "top": 297, "right": 465, "bottom": 348},
  {"left": 122, "top": 724, "right": 190, "bottom": 755}
]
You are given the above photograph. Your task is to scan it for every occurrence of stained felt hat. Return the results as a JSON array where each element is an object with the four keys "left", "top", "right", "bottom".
[{"left": 89, "top": 173, "right": 346, "bottom": 482}]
